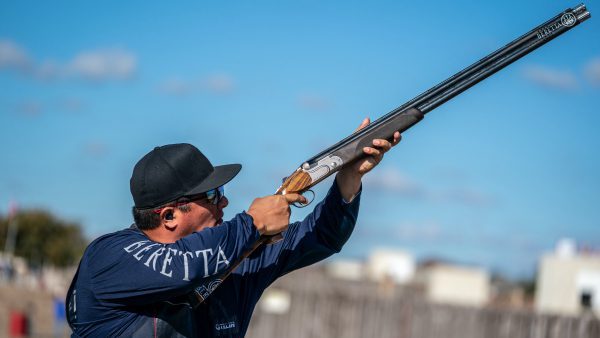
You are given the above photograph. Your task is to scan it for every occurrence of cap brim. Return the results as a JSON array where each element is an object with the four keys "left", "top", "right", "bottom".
[{"left": 185, "top": 163, "right": 241, "bottom": 196}]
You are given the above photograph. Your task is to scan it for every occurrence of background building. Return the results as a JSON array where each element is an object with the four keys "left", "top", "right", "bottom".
[
  {"left": 367, "top": 248, "right": 416, "bottom": 284},
  {"left": 415, "top": 261, "right": 490, "bottom": 307},
  {"left": 535, "top": 238, "right": 600, "bottom": 316}
]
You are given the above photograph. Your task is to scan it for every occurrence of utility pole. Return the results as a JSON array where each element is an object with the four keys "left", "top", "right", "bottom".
[{"left": 4, "top": 201, "right": 18, "bottom": 257}]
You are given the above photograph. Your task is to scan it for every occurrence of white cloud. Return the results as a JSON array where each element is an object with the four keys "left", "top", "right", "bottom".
[
  {"left": 58, "top": 98, "right": 84, "bottom": 113},
  {"left": 395, "top": 221, "right": 443, "bottom": 241},
  {"left": 15, "top": 101, "right": 42, "bottom": 117},
  {"left": 584, "top": 58, "right": 600, "bottom": 86},
  {"left": 430, "top": 167, "right": 468, "bottom": 182},
  {"left": 356, "top": 220, "right": 457, "bottom": 243},
  {"left": 298, "top": 94, "right": 331, "bottom": 111},
  {"left": 160, "top": 74, "right": 237, "bottom": 96},
  {"left": 159, "top": 77, "right": 194, "bottom": 96},
  {"left": 84, "top": 142, "right": 109, "bottom": 158},
  {"left": 0, "top": 39, "right": 31, "bottom": 71},
  {"left": 0, "top": 39, "right": 138, "bottom": 83},
  {"left": 363, "top": 167, "right": 424, "bottom": 197},
  {"left": 434, "top": 188, "right": 495, "bottom": 207},
  {"left": 68, "top": 49, "right": 137, "bottom": 81},
  {"left": 364, "top": 166, "right": 494, "bottom": 207},
  {"left": 35, "top": 60, "right": 62, "bottom": 80},
  {"left": 11, "top": 98, "right": 87, "bottom": 117},
  {"left": 202, "top": 74, "right": 235, "bottom": 94},
  {"left": 522, "top": 65, "right": 577, "bottom": 89}
]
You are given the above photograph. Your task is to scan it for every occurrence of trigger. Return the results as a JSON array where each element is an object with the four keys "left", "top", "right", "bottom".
[{"left": 292, "top": 190, "right": 315, "bottom": 208}]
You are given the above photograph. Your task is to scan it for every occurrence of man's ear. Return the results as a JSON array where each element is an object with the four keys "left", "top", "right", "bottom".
[{"left": 160, "top": 208, "right": 177, "bottom": 230}]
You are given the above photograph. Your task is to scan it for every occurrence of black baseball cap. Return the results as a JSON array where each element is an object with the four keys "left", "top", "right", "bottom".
[{"left": 130, "top": 143, "right": 241, "bottom": 209}]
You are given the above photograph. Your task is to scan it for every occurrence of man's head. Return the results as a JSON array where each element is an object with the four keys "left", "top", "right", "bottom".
[{"left": 130, "top": 143, "right": 240, "bottom": 238}]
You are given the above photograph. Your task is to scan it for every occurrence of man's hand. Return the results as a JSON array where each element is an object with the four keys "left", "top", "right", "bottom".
[
  {"left": 336, "top": 117, "right": 402, "bottom": 201},
  {"left": 247, "top": 194, "right": 307, "bottom": 235}
]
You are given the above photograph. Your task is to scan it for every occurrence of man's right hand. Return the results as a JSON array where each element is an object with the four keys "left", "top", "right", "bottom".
[{"left": 247, "top": 194, "right": 307, "bottom": 235}]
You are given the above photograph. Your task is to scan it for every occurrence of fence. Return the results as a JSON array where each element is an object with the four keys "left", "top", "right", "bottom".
[{"left": 247, "top": 268, "right": 600, "bottom": 338}]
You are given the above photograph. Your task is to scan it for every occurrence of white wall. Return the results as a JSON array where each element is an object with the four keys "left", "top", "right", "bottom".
[
  {"left": 420, "top": 264, "right": 490, "bottom": 307},
  {"left": 367, "top": 249, "right": 415, "bottom": 284},
  {"left": 535, "top": 253, "right": 600, "bottom": 316}
]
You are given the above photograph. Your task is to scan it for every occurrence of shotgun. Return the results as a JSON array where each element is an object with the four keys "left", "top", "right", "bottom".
[{"left": 190, "top": 3, "right": 591, "bottom": 306}]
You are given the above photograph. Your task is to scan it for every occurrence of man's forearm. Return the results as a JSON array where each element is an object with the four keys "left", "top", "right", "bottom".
[{"left": 335, "top": 170, "right": 362, "bottom": 202}]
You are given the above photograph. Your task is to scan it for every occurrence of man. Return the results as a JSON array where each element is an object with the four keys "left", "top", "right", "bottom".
[{"left": 66, "top": 119, "right": 400, "bottom": 337}]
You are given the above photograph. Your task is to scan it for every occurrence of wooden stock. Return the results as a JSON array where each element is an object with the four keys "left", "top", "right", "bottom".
[{"left": 275, "top": 169, "right": 312, "bottom": 195}]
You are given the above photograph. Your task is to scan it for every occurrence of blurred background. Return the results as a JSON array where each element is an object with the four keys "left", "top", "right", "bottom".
[{"left": 1, "top": 0, "right": 599, "bottom": 337}]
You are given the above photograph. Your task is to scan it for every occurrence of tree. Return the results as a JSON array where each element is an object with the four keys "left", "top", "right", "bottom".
[{"left": 0, "top": 209, "right": 88, "bottom": 267}]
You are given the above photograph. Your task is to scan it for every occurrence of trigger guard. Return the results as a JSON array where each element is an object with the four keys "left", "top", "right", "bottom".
[{"left": 292, "top": 190, "right": 315, "bottom": 208}]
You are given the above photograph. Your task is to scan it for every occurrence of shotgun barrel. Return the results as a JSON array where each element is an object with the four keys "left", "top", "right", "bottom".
[{"left": 288, "top": 4, "right": 591, "bottom": 194}]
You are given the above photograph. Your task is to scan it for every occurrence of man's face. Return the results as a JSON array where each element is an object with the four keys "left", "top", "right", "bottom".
[{"left": 179, "top": 195, "right": 229, "bottom": 236}]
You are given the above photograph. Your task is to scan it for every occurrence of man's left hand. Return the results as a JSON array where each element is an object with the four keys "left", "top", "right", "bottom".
[{"left": 335, "top": 117, "right": 402, "bottom": 201}]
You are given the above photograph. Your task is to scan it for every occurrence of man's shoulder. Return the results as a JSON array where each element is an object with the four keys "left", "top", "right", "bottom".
[{"left": 85, "top": 226, "right": 147, "bottom": 257}]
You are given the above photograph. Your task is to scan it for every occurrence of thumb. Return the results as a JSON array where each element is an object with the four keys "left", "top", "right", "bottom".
[
  {"left": 283, "top": 193, "right": 308, "bottom": 205},
  {"left": 355, "top": 117, "right": 370, "bottom": 132}
]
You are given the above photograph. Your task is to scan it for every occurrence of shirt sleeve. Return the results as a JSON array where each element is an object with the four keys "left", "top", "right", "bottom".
[
  {"left": 87, "top": 212, "right": 260, "bottom": 305},
  {"left": 239, "top": 180, "right": 361, "bottom": 286}
]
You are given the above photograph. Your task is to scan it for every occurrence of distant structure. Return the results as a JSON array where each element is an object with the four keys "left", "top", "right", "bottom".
[
  {"left": 325, "top": 259, "right": 364, "bottom": 281},
  {"left": 366, "top": 248, "right": 415, "bottom": 284},
  {"left": 415, "top": 261, "right": 490, "bottom": 307},
  {"left": 535, "top": 238, "right": 600, "bottom": 316},
  {"left": 327, "top": 249, "right": 492, "bottom": 307}
]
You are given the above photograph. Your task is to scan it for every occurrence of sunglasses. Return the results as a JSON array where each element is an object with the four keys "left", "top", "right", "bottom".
[
  {"left": 153, "top": 186, "right": 225, "bottom": 214},
  {"left": 203, "top": 186, "right": 225, "bottom": 205}
]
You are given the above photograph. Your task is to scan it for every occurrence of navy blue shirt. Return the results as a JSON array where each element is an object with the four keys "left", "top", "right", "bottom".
[{"left": 67, "top": 183, "right": 360, "bottom": 337}]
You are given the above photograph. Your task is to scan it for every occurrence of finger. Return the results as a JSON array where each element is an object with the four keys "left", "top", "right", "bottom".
[
  {"left": 358, "top": 157, "right": 378, "bottom": 174},
  {"left": 372, "top": 139, "right": 392, "bottom": 152},
  {"left": 283, "top": 193, "right": 308, "bottom": 205},
  {"left": 354, "top": 117, "right": 370, "bottom": 132},
  {"left": 363, "top": 147, "right": 382, "bottom": 158},
  {"left": 393, "top": 132, "right": 402, "bottom": 145}
]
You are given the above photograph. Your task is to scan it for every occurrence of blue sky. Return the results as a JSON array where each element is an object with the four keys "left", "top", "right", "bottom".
[{"left": 1, "top": 0, "right": 599, "bottom": 278}]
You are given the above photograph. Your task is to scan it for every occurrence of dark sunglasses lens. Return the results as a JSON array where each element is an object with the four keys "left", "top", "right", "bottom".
[{"left": 206, "top": 186, "right": 225, "bottom": 204}]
